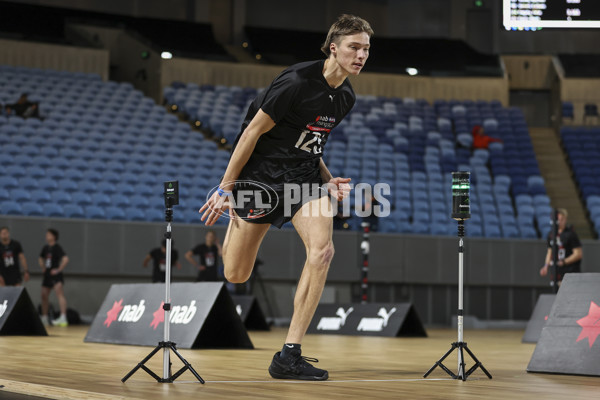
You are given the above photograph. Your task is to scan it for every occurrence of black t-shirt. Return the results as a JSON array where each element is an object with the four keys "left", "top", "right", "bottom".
[
  {"left": 149, "top": 248, "right": 178, "bottom": 283},
  {"left": 231, "top": 59, "right": 356, "bottom": 190},
  {"left": 40, "top": 244, "right": 66, "bottom": 272},
  {"left": 192, "top": 244, "right": 219, "bottom": 281},
  {"left": 547, "top": 225, "right": 582, "bottom": 280},
  {"left": 1, "top": 240, "right": 23, "bottom": 273}
]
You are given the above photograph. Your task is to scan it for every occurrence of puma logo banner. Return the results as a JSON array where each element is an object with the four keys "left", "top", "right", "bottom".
[{"left": 308, "top": 303, "right": 427, "bottom": 337}]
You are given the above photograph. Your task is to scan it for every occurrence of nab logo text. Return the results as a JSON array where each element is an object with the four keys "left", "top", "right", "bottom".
[{"left": 118, "top": 300, "right": 146, "bottom": 323}]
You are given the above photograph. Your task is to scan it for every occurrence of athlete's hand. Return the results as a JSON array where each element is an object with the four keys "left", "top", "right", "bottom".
[
  {"left": 327, "top": 177, "right": 352, "bottom": 202},
  {"left": 540, "top": 264, "right": 548, "bottom": 277},
  {"left": 50, "top": 269, "right": 59, "bottom": 276},
  {"left": 23, "top": 271, "right": 30, "bottom": 282},
  {"left": 199, "top": 190, "right": 232, "bottom": 226}
]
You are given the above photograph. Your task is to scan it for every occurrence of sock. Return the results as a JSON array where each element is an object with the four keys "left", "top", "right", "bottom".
[{"left": 280, "top": 343, "right": 301, "bottom": 358}]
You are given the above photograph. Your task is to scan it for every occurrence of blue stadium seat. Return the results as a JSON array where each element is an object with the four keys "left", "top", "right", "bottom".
[
  {"left": 106, "top": 207, "right": 126, "bottom": 220},
  {"left": 43, "top": 203, "right": 64, "bottom": 217},
  {"left": 63, "top": 204, "right": 85, "bottom": 218},
  {"left": 85, "top": 206, "right": 106, "bottom": 219},
  {"left": 19, "top": 201, "right": 43, "bottom": 216},
  {"left": 0, "top": 201, "right": 22, "bottom": 215},
  {"left": 10, "top": 189, "right": 31, "bottom": 202},
  {"left": 51, "top": 191, "right": 72, "bottom": 205}
]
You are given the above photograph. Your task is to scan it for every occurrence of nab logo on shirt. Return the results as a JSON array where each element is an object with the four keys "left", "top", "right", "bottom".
[
  {"left": 356, "top": 307, "right": 397, "bottom": 332},
  {"left": 316, "top": 307, "right": 354, "bottom": 331},
  {"left": 0, "top": 300, "right": 8, "bottom": 318}
]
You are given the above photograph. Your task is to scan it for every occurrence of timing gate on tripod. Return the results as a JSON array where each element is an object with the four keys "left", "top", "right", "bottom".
[
  {"left": 424, "top": 171, "right": 492, "bottom": 381},
  {"left": 360, "top": 221, "right": 370, "bottom": 304},
  {"left": 122, "top": 181, "right": 204, "bottom": 384}
]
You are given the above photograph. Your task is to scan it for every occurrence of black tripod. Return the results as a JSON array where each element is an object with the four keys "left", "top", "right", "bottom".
[
  {"left": 424, "top": 172, "right": 491, "bottom": 381},
  {"left": 122, "top": 181, "right": 204, "bottom": 384}
]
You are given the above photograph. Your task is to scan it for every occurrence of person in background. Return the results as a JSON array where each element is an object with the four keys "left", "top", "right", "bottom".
[
  {"left": 143, "top": 239, "right": 181, "bottom": 283},
  {"left": 5, "top": 93, "right": 40, "bottom": 119},
  {"left": 186, "top": 230, "right": 222, "bottom": 282},
  {"left": 472, "top": 125, "right": 502, "bottom": 150},
  {"left": 39, "top": 229, "right": 69, "bottom": 326},
  {"left": 540, "top": 208, "right": 583, "bottom": 286},
  {"left": 0, "top": 227, "right": 29, "bottom": 286}
]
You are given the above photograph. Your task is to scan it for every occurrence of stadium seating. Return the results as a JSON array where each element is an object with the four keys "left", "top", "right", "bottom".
[
  {"left": 0, "top": 64, "right": 549, "bottom": 237},
  {"left": 561, "top": 126, "right": 600, "bottom": 236},
  {"left": 0, "top": 65, "right": 229, "bottom": 226},
  {"left": 165, "top": 83, "right": 549, "bottom": 238}
]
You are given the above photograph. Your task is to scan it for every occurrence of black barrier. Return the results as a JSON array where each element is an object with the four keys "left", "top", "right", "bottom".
[
  {"left": 522, "top": 294, "right": 556, "bottom": 343},
  {"left": 307, "top": 303, "right": 427, "bottom": 337},
  {"left": 0, "top": 287, "right": 47, "bottom": 336},
  {"left": 85, "top": 282, "right": 253, "bottom": 349},
  {"left": 231, "top": 295, "right": 270, "bottom": 331},
  {"left": 528, "top": 273, "right": 600, "bottom": 376}
]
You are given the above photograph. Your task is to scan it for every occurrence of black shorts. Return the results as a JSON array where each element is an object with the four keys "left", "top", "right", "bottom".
[
  {"left": 42, "top": 270, "right": 64, "bottom": 288},
  {"left": 0, "top": 268, "right": 22, "bottom": 286},
  {"left": 232, "top": 180, "right": 327, "bottom": 228}
]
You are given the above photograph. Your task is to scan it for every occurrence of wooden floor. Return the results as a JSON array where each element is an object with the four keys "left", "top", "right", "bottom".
[{"left": 0, "top": 326, "right": 598, "bottom": 400}]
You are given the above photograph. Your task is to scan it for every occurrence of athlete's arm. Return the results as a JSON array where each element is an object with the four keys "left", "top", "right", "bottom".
[
  {"left": 560, "top": 247, "right": 582, "bottom": 267},
  {"left": 185, "top": 250, "right": 198, "bottom": 267},
  {"left": 19, "top": 253, "right": 29, "bottom": 282},
  {"left": 38, "top": 256, "right": 44, "bottom": 271},
  {"left": 53, "top": 255, "right": 69, "bottom": 275},
  {"left": 540, "top": 248, "right": 552, "bottom": 276},
  {"left": 142, "top": 254, "right": 151, "bottom": 268},
  {"left": 200, "top": 109, "right": 275, "bottom": 225}
]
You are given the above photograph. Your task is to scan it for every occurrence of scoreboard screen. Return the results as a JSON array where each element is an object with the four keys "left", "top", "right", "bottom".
[{"left": 503, "top": 0, "right": 600, "bottom": 30}]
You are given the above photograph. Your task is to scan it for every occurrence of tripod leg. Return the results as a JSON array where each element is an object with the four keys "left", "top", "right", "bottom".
[
  {"left": 122, "top": 344, "right": 163, "bottom": 382},
  {"left": 169, "top": 344, "right": 205, "bottom": 384},
  {"left": 458, "top": 345, "right": 466, "bottom": 381},
  {"left": 463, "top": 344, "right": 492, "bottom": 379},
  {"left": 424, "top": 343, "right": 458, "bottom": 378}
]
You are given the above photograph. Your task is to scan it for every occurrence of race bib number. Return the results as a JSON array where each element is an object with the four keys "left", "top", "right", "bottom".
[
  {"left": 205, "top": 253, "right": 215, "bottom": 267},
  {"left": 294, "top": 130, "right": 323, "bottom": 155},
  {"left": 3, "top": 252, "right": 14, "bottom": 267}
]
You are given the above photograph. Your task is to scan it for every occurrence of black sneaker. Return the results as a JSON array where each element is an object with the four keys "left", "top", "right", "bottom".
[{"left": 268, "top": 351, "right": 329, "bottom": 381}]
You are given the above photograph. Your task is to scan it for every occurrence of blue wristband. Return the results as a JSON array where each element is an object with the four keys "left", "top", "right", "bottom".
[{"left": 217, "top": 187, "right": 231, "bottom": 197}]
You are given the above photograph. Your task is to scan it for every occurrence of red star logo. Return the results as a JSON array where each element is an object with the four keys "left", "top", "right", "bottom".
[
  {"left": 104, "top": 299, "right": 123, "bottom": 327},
  {"left": 576, "top": 301, "right": 600, "bottom": 348},
  {"left": 150, "top": 302, "right": 164, "bottom": 330}
]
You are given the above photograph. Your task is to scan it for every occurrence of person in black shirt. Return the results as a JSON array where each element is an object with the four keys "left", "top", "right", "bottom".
[
  {"left": 5, "top": 93, "right": 40, "bottom": 119},
  {"left": 185, "top": 230, "right": 222, "bottom": 282},
  {"left": 142, "top": 240, "right": 181, "bottom": 283},
  {"left": 200, "top": 14, "right": 373, "bottom": 381},
  {"left": 540, "top": 208, "right": 583, "bottom": 285},
  {"left": 0, "top": 227, "right": 30, "bottom": 286},
  {"left": 39, "top": 229, "right": 69, "bottom": 326}
]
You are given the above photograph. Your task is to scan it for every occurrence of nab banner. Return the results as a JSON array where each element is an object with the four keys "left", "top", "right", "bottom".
[
  {"left": 522, "top": 294, "right": 556, "bottom": 343},
  {"left": 85, "top": 282, "right": 253, "bottom": 349},
  {"left": 307, "top": 303, "right": 427, "bottom": 337},
  {"left": 0, "top": 287, "right": 47, "bottom": 336},
  {"left": 528, "top": 273, "right": 600, "bottom": 376}
]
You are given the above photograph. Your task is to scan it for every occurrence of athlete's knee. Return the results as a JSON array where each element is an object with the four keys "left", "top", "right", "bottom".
[
  {"left": 225, "top": 267, "right": 251, "bottom": 284},
  {"left": 308, "top": 240, "right": 334, "bottom": 270}
]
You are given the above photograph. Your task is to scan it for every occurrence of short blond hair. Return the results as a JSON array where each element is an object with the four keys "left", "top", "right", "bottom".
[
  {"left": 321, "top": 14, "right": 374, "bottom": 57},
  {"left": 557, "top": 208, "right": 568, "bottom": 218}
]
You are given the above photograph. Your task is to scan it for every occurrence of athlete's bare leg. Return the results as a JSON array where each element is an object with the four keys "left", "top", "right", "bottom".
[
  {"left": 54, "top": 282, "right": 67, "bottom": 316},
  {"left": 222, "top": 214, "right": 271, "bottom": 283},
  {"left": 41, "top": 286, "right": 51, "bottom": 316},
  {"left": 286, "top": 195, "right": 334, "bottom": 344}
]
